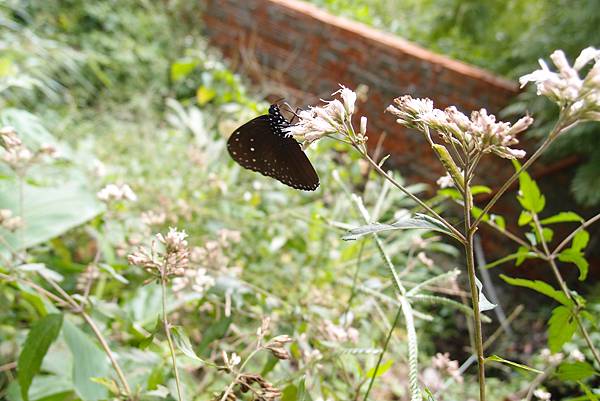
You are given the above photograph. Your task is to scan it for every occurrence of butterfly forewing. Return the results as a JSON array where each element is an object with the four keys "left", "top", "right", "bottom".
[{"left": 227, "top": 106, "right": 319, "bottom": 191}]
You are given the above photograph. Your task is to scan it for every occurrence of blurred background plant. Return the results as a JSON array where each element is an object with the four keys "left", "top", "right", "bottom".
[{"left": 0, "top": 0, "right": 598, "bottom": 400}]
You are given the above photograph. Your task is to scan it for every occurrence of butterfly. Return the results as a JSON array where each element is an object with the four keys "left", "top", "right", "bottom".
[{"left": 227, "top": 104, "right": 319, "bottom": 191}]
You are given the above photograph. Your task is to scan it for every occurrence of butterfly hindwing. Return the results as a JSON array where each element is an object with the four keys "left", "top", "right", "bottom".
[{"left": 227, "top": 106, "right": 320, "bottom": 191}]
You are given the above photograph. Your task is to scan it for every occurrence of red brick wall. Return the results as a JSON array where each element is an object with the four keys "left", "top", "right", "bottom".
[{"left": 202, "top": 0, "right": 519, "bottom": 184}]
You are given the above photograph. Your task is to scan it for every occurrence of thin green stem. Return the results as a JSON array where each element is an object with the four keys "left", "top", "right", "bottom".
[
  {"left": 161, "top": 277, "right": 184, "bottom": 401},
  {"left": 356, "top": 146, "right": 465, "bottom": 243},
  {"left": 551, "top": 211, "right": 600, "bottom": 257},
  {"left": 464, "top": 182, "right": 486, "bottom": 401},
  {"left": 362, "top": 306, "right": 402, "bottom": 401}
]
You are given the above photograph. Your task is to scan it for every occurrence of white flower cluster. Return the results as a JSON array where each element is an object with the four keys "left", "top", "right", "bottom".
[
  {"left": 323, "top": 320, "right": 359, "bottom": 344},
  {"left": 0, "top": 208, "right": 23, "bottom": 231},
  {"left": 520, "top": 47, "right": 600, "bottom": 121},
  {"left": 286, "top": 85, "right": 366, "bottom": 146},
  {"left": 431, "top": 352, "right": 463, "bottom": 383},
  {"left": 0, "top": 126, "right": 58, "bottom": 171},
  {"left": 387, "top": 95, "right": 532, "bottom": 160},
  {"left": 97, "top": 183, "right": 138, "bottom": 202},
  {"left": 128, "top": 227, "right": 190, "bottom": 279}
]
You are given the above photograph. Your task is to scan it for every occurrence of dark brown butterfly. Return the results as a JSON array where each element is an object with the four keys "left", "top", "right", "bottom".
[{"left": 227, "top": 104, "right": 319, "bottom": 191}]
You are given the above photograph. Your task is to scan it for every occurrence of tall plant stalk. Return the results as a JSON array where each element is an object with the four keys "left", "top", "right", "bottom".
[{"left": 161, "top": 275, "right": 184, "bottom": 401}]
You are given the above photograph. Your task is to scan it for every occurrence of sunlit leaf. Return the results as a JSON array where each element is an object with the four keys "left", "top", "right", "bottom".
[
  {"left": 539, "top": 212, "right": 583, "bottom": 225},
  {"left": 485, "top": 355, "right": 542, "bottom": 374}
]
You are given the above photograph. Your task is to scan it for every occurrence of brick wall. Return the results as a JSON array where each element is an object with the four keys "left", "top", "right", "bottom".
[{"left": 202, "top": 0, "right": 520, "bottom": 185}]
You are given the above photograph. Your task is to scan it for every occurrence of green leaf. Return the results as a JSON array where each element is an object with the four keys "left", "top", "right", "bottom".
[
  {"left": 471, "top": 185, "right": 492, "bottom": 195},
  {"left": 558, "top": 250, "right": 589, "bottom": 281},
  {"left": 540, "top": 212, "right": 583, "bottom": 225},
  {"left": 555, "top": 361, "right": 597, "bottom": 381},
  {"left": 196, "top": 86, "right": 217, "bottom": 106},
  {"left": 499, "top": 275, "right": 573, "bottom": 306},
  {"left": 491, "top": 214, "right": 506, "bottom": 231},
  {"left": 366, "top": 359, "right": 393, "bottom": 379},
  {"left": 171, "top": 326, "right": 207, "bottom": 364},
  {"left": 548, "top": 306, "right": 577, "bottom": 353},
  {"left": 18, "top": 313, "right": 63, "bottom": 401},
  {"left": 63, "top": 321, "right": 109, "bottom": 401},
  {"left": 485, "top": 249, "right": 538, "bottom": 269},
  {"left": 485, "top": 355, "right": 542, "bottom": 374},
  {"left": 572, "top": 230, "right": 590, "bottom": 252},
  {"left": 343, "top": 213, "right": 458, "bottom": 241},
  {"left": 197, "top": 316, "right": 232, "bottom": 355},
  {"left": 515, "top": 164, "right": 545, "bottom": 213},
  {"left": 0, "top": 180, "right": 104, "bottom": 252},
  {"left": 541, "top": 227, "right": 554, "bottom": 243},
  {"left": 281, "top": 384, "right": 298, "bottom": 401},
  {"left": 170, "top": 59, "right": 198, "bottom": 81},
  {"left": 518, "top": 211, "right": 532, "bottom": 226},
  {"left": 8, "top": 374, "right": 74, "bottom": 401},
  {"left": 515, "top": 246, "right": 532, "bottom": 266}
]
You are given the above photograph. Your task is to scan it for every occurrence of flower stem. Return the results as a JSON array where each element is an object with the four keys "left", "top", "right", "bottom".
[
  {"left": 356, "top": 146, "right": 465, "bottom": 243},
  {"left": 464, "top": 183, "right": 486, "bottom": 401},
  {"left": 362, "top": 306, "right": 402, "bottom": 401},
  {"left": 161, "top": 277, "right": 184, "bottom": 401}
]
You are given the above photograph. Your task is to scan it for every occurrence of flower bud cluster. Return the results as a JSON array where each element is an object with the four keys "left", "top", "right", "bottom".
[
  {"left": 387, "top": 96, "right": 531, "bottom": 161},
  {"left": 128, "top": 227, "right": 190, "bottom": 279},
  {"left": 97, "top": 184, "right": 138, "bottom": 202},
  {"left": 520, "top": 47, "right": 600, "bottom": 121},
  {"left": 286, "top": 85, "right": 367, "bottom": 147},
  {"left": 1, "top": 126, "right": 58, "bottom": 172},
  {"left": 0, "top": 208, "right": 23, "bottom": 231}
]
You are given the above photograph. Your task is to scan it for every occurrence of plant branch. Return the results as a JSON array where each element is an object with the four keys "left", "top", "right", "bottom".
[{"left": 551, "top": 211, "right": 600, "bottom": 257}]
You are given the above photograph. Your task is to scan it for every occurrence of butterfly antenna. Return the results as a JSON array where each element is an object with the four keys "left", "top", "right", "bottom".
[{"left": 282, "top": 102, "right": 303, "bottom": 123}]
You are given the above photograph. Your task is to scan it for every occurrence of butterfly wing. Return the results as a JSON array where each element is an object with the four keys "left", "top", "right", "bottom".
[{"left": 227, "top": 115, "right": 320, "bottom": 191}]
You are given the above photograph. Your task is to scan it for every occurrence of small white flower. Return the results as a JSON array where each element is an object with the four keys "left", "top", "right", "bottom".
[
  {"left": 97, "top": 184, "right": 138, "bottom": 202},
  {"left": 334, "top": 84, "right": 357, "bottom": 115},
  {"left": 533, "top": 388, "right": 551, "bottom": 401},
  {"left": 436, "top": 172, "right": 455, "bottom": 189},
  {"left": 520, "top": 47, "right": 600, "bottom": 121},
  {"left": 360, "top": 116, "right": 367, "bottom": 136},
  {"left": 569, "top": 349, "right": 585, "bottom": 362}
]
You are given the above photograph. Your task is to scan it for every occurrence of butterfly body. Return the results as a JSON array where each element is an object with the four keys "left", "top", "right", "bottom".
[{"left": 227, "top": 104, "right": 319, "bottom": 191}]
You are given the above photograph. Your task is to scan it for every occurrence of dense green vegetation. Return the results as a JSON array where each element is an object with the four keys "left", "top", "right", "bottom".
[
  {"left": 307, "top": 0, "right": 600, "bottom": 206},
  {"left": 1, "top": 1, "right": 599, "bottom": 401}
]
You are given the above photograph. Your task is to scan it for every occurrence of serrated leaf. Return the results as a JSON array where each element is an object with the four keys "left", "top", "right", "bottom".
[
  {"left": 555, "top": 361, "right": 597, "bottom": 381},
  {"left": 63, "top": 321, "right": 109, "bottom": 401},
  {"left": 540, "top": 212, "right": 583, "bottom": 225},
  {"left": 548, "top": 306, "right": 577, "bottom": 353},
  {"left": 18, "top": 314, "right": 64, "bottom": 401},
  {"left": 558, "top": 250, "right": 589, "bottom": 281},
  {"left": 515, "top": 165, "right": 545, "bottom": 213},
  {"left": 485, "top": 355, "right": 542, "bottom": 374},
  {"left": 366, "top": 359, "right": 393, "bottom": 379},
  {"left": 499, "top": 275, "right": 573, "bottom": 306},
  {"left": 343, "top": 213, "right": 458, "bottom": 241}
]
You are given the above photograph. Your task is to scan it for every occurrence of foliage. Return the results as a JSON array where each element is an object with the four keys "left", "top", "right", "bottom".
[
  {"left": 306, "top": 0, "right": 600, "bottom": 206},
  {"left": 1, "top": 1, "right": 599, "bottom": 400}
]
